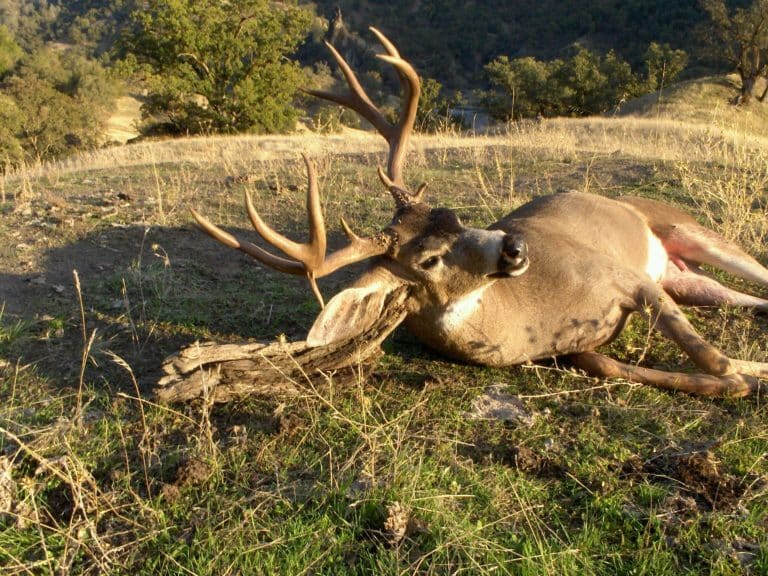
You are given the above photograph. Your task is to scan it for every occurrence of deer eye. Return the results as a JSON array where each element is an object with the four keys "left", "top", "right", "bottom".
[{"left": 420, "top": 255, "right": 441, "bottom": 270}]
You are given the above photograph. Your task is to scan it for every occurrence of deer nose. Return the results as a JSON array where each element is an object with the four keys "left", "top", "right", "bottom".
[
  {"left": 495, "top": 235, "right": 529, "bottom": 277},
  {"left": 501, "top": 235, "right": 528, "bottom": 264}
]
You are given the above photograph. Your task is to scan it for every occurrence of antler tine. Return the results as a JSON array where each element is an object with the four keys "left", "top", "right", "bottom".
[
  {"left": 244, "top": 154, "right": 325, "bottom": 269},
  {"left": 191, "top": 155, "right": 394, "bottom": 308},
  {"left": 190, "top": 208, "right": 305, "bottom": 275},
  {"left": 368, "top": 27, "right": 420, "bottom": 189},
  {"left": 376, "top": 166, "right": 427, "bottom": 206},
  {"left": 306, "top": 41, "right": 393, "bottom": 140},
  {"left": 368, "top": 26, "right": 400, "bottom": 58},
  {"left": 322, "top": 222, "right": 393, "bottom": 272},
  {"left": 303, "top": 154, "right": 327, "bottom": 268},
  {"left": 307, "top": 28, "right": 421, "bottom": 190}
]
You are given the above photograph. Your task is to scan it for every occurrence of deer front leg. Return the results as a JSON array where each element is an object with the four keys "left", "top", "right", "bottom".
[
  {"left": 569, "top": 352, "right": 755, "bottom": 397},
  {"left": 636, "top": 284, "right": 736, "bottom": 376},
  {"left": 638, "top": 282, "right": 768, "bottom": 382}
]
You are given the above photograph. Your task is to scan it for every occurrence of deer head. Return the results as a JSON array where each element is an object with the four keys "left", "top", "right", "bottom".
[{"left": 191, "top": 28, "right": 529, "bottom": 347}]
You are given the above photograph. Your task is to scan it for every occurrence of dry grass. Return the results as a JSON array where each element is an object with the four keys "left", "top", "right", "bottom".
[
  {"left": 1, "top": 89, "right": 768, "bottom": 574},
  {"left": 9, "top": 110, "right": 766, "bottom": 184},
  {"left": 618, "top": 74, "right": 768, "bottom": 137}
]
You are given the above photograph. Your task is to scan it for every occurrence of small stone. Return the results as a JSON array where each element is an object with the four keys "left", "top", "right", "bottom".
[
  {"left": 0, "top": 457, "right": 16, "bottom": 516},
  {"left": 465, "top": 384, "right": 535, "bottom": 426}
]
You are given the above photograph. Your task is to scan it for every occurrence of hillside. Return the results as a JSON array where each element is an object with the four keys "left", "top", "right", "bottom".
[
  {"left": 2, "top": 98, "right": 768, "bottom": 573},
  {"left": 617, "top": 74, "right": 768, "bottom": 137},
  {"left": 307, "top": 0, "right": 711, "bottom": 89},
  {"left": 4, "top": 0, "right": 715, "bottom": 91},
  {"left": 5, "top": 0, "right": 762, "bottom": 170},
  {"left": 90, "top": 73, "right": 768, "bottom": 166}
]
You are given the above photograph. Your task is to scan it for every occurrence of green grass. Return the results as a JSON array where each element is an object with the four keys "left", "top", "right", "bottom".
[{"left": 1, "top": 109, "right": 768, "bottom": 574}]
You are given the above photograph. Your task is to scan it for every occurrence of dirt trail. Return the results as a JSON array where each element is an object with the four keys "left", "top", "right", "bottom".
[{"left": 105, "top": 95, "right": 142, "bottom": 144}]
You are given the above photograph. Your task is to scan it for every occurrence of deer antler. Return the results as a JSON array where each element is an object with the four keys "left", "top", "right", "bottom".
[
  {"left": 306, "top": 26, "right": 422, "bottom": 202},
  {"left": 191, "top": 30, "right": 424, "bottom": 306},
  {"left": 191, "top": 154, "right": 393, "bottom": 307}
]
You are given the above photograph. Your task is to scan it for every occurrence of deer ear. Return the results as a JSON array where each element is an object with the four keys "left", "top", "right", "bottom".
[{"left": 307, "top": 272, "right": 404, "bottom": 347}]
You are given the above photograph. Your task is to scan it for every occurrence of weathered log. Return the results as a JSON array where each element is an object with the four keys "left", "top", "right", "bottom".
[{"left": 154, "top": 286, "right": 410, "bottom": 403}]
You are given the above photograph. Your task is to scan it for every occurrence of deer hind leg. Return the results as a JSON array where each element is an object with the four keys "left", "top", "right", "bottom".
[
  {"left": 662, "top": 262, "right": 768, "bottom": 310},
  {"left": 661, "top": 222, "right": 768, "bottom": 288},
  {"left": 636, "top": 284, "right": 735, "bottom": 375},
  {"left": 641, "top": 281, "right": 768, "bottom": 385},
  {"left": 620, "top": 196, "right": 768, "bottom": 302}
]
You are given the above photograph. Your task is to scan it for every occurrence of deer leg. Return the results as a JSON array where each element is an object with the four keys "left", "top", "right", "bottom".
[
  {"left": 569, "top": 351, "right": 756, "bottom": 397},
  {"left": 662, "top": 223, "right": 768, "bottom": 287},
  {"left": 622, "top": 283, "right": 768, "bottom": 394},
  {"left": 636, "top": 283, "right": 736, "bottom": 376},
  {"left": 662, "top": 262, "right": 768, "bottom": 310}
]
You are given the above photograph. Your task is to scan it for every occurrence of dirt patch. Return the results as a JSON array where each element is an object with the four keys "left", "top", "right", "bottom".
[
  {"left": 621, "top": 446, "right": 764, "bottom": 510},
  {"left": 160, "top": 457, "right": 213, "bottom": 503},
  {"left": 503, "top": 445, "right": 566, "bottom": 476},
  {"left": 173, "top": 458, "right": 213, "bottom": 488},
  {"left": 463, "top": 432, "right": 567, "bottom": 478},
  {"left": 2, "top": 201, "right": 246, "bottom": 318},
  {"left": 105, "top": 95, "right": 143, "bottom": 144}
]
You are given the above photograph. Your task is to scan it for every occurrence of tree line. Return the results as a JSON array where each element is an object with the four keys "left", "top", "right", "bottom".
[
  {"left": 0, "top": 0, "right": 766, "bottom": 168},
  {"left": 480, "top": 43, "right": 688, "bottom": 121},
  {"left": 0, "top": 22, "right": 117, "bottom": 167}
]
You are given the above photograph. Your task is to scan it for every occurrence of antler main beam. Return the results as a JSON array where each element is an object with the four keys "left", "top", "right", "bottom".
[{"left": 306, "top": 27, "right": 421, "bottom": 195}]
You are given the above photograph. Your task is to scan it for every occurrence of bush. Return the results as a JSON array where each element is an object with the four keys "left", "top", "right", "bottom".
[
  {"left": 481, "top": 43, "right": 686, "bottom": 121},
  {"left": 0, "top": 93, "right": 24, "bottom": 168},
  {"left": 0, "top": 46, "right": 118, "bottom": 163},
  {"left": 0, "top": 25, "right": 22, "bottom": 78},
  {"left": 121, "top": 0, "right": 312, "bottom": 135},
  {"left": 416, "top": 77, "right": 466, "bottom": 132}
]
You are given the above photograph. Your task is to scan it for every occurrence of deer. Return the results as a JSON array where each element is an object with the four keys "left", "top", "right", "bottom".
[{"left": 190, "top": 27, "right": 768, "bottom": 397}]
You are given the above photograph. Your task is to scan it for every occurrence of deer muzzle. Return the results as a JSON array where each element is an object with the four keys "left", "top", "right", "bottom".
[{"left": 494, "top": 235, "right": 529, "bottom": 278}]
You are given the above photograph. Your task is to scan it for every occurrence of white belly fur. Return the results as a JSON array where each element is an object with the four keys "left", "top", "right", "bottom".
[{"left": 645, "top": 229, "right": 668, "bottom": 282}]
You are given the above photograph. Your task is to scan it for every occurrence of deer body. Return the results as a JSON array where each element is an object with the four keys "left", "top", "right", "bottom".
[
  {"left": 192, "top": 28, "right": 768, "bottom": 397},
  {"left": 346, "top": 192, "right": 659, "bottom": 367}
]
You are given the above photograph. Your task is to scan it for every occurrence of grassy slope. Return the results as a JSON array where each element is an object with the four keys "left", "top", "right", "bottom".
[
  {"left": 1, "top": 82, "right": 768, "bottom": 574},
  {"left": 617, "top": 74, "right": 768, "bottom": 137}
]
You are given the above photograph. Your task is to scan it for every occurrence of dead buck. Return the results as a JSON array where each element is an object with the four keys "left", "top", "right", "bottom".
[{"left": 192, "top": 28, "right": 768, "bottom": 397}]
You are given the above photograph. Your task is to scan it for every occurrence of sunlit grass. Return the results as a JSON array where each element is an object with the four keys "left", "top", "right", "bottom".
[{"left": 1, "top": 95, "right": 767, "bottom": 574}]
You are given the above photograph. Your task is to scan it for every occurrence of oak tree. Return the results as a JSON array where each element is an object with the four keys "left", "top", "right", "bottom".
[
  {"left": 122, "top": 0, "right": 312, "bottom": 134},
  {"left": 700, "top": 0, "right": 768, "bottom": 104}
]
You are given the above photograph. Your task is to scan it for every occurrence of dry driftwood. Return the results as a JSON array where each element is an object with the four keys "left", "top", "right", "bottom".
[{"left": 155, "top": 286, "right": 410, "bottom": 403}]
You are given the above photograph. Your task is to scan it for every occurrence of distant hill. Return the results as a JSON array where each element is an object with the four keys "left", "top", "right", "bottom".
[
  {"left": 616, "top": 75, "right": 768, "bottom": 137},
  {"left": 15, "top": 0, "right": 717, "bottom": 92},
  {"left": 308, "top": 0, "right": 714, "bottom": 90}
]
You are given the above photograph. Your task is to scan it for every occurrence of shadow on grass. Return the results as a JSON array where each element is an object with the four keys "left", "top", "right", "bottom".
[{"left": 0, "top": 221, "right": 371, "bottom": 396}]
